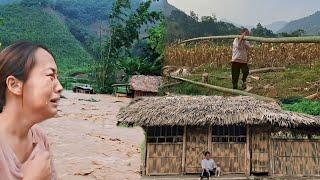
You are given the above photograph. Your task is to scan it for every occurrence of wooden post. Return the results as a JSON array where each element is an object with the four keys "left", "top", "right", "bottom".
[
  {"left": 182, "top": 126, "right": 187, "bottom": 174},
  {"left": 268, "top": 130, "right": 271, "bottom": 177},
  {"left": 143, "top": 127, "right": 148, "bottom": 176},
  {"left": 208, "top": 126, "right": 212, "bottom": 152},
  {"left": 246, "top": 125, "right": 251, "bottom": 176},
  {"left": 269, "top": 130, "right": 274, "bottom": 177}
]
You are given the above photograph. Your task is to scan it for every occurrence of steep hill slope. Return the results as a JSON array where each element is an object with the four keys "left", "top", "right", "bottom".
[
  {"left": 0, "top": 4, "right": 93, "bottom": 72},
  {"left": 279, "top": 11, "right": 320, "bottom": 35}
]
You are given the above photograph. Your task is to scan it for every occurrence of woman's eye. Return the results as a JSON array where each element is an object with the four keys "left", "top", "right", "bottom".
[{"left": 47, "top": 74, "right": 55, "bottom": 80}]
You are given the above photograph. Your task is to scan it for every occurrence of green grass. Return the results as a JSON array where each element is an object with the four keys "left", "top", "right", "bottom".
[
  {"left": 249, "top": 64, "right": 320, "bottom": 99},
  {"left": 282, "top": 100, "right": 320, "bottom": 116},
  {"left": 162, "top": 61, "right": 320, "bottom": 115},
  {"left": 164, "top": 62, "right": 320, "bottom": 99}
]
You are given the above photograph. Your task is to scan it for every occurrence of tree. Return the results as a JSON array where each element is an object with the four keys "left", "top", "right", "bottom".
[
  {"left": 144, "top": 22, "right": 165, "bottom": 75},
  {"left": 166, "top": 10, "right": 240, "bottom": 41},
  {"left": 190, "top": 11, "right": 199, "bottom": 22},
  {"left": 21, "top": 0, "right": 51, "bottom": 8},
  {"left": 278, "top": 29, "right": 306, "bottom": 37},
  {"left": 200, "top": 14, "right": 216, "bottom": 22},
  {"left": 292, "top": 29, "right": 305, "bottom": 36},
  {"left": 251, "top": 23, "right": 275, "bottom": 37},
  {"left": 117, "top": 22, "right": 165, "bottom": 76},
  {"left": 104, "top": 0, "right": 161, "bottom": 60},
  {"left": 95, "top": 0, "right": 163, "bottom": 93}
]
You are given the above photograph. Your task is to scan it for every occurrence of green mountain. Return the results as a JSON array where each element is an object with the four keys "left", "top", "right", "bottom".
[
  {"left": 0, "top": 0, "right": 165, "bottom": 73},
  {"left": 160, "top": 0, "right": 241, "bottom": 41},
  {"left": 52, "top": 0, "right": 158, "bottom": 57},
  {"left": 0, "top": 0, "right": 18, "bottom": 4},
  {"left": 265, "top": 21, "right": 288, "bottom": 33},
  {"left": 53, "top": 0, "right": 157, "bottom": 34},
  {"left": 166, "top": 9, "right": 241, "bottom": 42},
  {"left": 0, "top": 4, "right": 93, "bottom": 72},
  {"left": 278, "top": 11, "right": 320, "bottom": 35},
  {"left": 150, "top": 0, "right": 178, "bottom": 16}
]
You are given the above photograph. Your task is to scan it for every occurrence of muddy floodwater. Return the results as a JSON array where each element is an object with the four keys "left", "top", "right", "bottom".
[{"left": 40, "top": 91, "right": 144, "bottom": 180}]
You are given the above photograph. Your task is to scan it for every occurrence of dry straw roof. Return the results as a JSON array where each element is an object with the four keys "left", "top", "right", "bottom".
[
  {"left": 118, "top": 96, "right": 320, "bottom": 128},
  {"left": 130, "top": 75, "right": 163, "bottom": 93}
]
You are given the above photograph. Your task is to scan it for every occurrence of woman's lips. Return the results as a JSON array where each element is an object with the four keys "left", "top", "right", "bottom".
[{"left": 50, "top": 98, "right": 60, "bottom": 107}]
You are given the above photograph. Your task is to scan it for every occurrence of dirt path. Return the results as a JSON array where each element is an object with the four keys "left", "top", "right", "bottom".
[{"left": 40, "top": 91, "right": 144, "bottom": 180}]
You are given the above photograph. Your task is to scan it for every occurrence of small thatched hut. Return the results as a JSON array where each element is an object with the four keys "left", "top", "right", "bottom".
[
  {"left": 130, "top": 75, "right": 163, "bottom": 97},
  {"left": 118, "top": 96, "right": 320, "bottom": 178}
]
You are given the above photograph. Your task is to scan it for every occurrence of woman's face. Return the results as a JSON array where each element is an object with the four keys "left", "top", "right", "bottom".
[
  {"left": 245, "top": 30, "right": 250, "bottom": 36},
  {"left": 22, "top": 48, "right": 63, "bottom": 121},
  {"left": 242, "top": 30, "right": 250, "bottom": 36}
]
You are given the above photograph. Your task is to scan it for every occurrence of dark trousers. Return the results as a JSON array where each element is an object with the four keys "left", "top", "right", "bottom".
[
  {"left": 231, "top": 62, "right": 249, "bottom": 89},
  {"left": 200, "top": 169, "right": 215, "bottom": 178}
]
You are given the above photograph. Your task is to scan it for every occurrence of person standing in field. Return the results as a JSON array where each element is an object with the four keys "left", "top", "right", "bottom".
[
  {"left": 0, "top": 41, "right": 63, "bottom": 180},
  {"left": 231, "top": 28, "right": 251, "bottom": 90}
]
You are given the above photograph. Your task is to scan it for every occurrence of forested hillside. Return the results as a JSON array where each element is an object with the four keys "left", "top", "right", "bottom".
[{"left": 0, "top": 4, "right": 93, "bottom": 72}]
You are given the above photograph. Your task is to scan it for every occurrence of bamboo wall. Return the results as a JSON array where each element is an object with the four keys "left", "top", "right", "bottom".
[
  {"left": 144, "top": 126, "right": 320, "bottom": 177},
  {"left": 185, "top": 126, "right": 208, "bottom": 173},
  {"left": 134, "top": 91, "right": 157, "bottom": 97},
  {"left": 272, "top": 140, "right": 320, "bottom": 176},
  {"left": 251, "top": 129, "right": 269, "bottom": 173},
  {"left": 251, "top": 128, "right": 320, "bottom": 177},
  {"left": 146, "top": 143, "right": 182, "bottom": 175},
  {"left": 211, "top": 143, "right": 246, "bottom": 173}
]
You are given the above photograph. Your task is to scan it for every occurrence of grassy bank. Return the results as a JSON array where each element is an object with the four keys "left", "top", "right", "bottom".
[
  {"left": 161, "top": 61, "right": 320, "bottom": 115},
  {"left": 163, "top": 60, "right": 319, "bottom": 98},
  {"left": 282, "top": 99, "right": 320, "bottom": 116}
]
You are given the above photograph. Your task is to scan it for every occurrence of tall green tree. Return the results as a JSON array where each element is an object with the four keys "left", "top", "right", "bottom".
[
  {"left": 119, "top": 21, "right": 165, "bottom": 76},
  {"left": 190, "top": 11, "right": 199, "bottom": 22},
  {"left": 200, "top": 14, "right": 216, "bottom": 22},
  {"left": 251, "top": 23, "right": 275, "bottom": 37},
  {"left": 96, "top": 0, "right": 162, "bottom": 93}
]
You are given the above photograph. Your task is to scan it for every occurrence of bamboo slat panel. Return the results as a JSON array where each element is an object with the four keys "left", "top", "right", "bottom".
[
  {"left": 186, "top": 126, "right": 208, "bottom": 173},
  {"left": 211, "top": 143, "right": 246, "bottom": 173},
  {"left": 134, "top": 91, "right": 157, "bottom": 97},
  {"left": 251, "top": 129, "right": 269, "bottom": 173},
  {"left": 272, "top": 140, "right": 320, "bottom": 176},
  {"left": 147, "top": 143, "right": 182, "bottom": 175}
]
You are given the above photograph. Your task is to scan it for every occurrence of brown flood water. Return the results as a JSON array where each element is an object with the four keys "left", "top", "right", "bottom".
[{"left": 40, "top": 91, "right": 144, "bottom": 180}]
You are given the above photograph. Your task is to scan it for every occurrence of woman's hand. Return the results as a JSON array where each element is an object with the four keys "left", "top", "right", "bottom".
[
  {"left": 22, "top": 151, "right": 52, "bottom": 180},
  {"left": 240, "top": 32, "right": 246, "bottom": 40}
]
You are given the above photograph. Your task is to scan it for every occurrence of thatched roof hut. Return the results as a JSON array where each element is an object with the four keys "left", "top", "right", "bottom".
[
  {"left": 118, "top": 95, "right": 320, "bottom": 128},
  {"left": 129, "top": 75, "right": 163, "bottom": 97},
  {"left": 130, "top": 75, "right": 163, "bottom": 93},
  {"left": 118, "top": 96, "right": 320, "bottom": 177}
]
